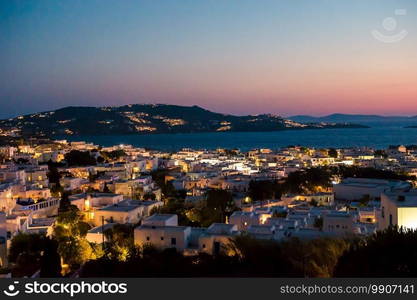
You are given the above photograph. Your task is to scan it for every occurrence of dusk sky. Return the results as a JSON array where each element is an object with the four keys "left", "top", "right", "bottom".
[{"left": 1, "top": 0, "right": 417, "bottom": 119}]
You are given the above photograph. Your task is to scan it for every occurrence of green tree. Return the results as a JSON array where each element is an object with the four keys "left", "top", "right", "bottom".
[
  {"left": 53, "top": 205, "right": 93, "bottom": 270},
  {"left": 150, "top": 197, "right": 195, "bottom": 226},
  {"left": 150, "top": 169, "right": 178, "bottom": 198},
  {"left": 374, "top": 150, "right": 388, "bottom": 158},
  {"left": 143, "top": 192, "right": 156, "bottom": 201},
  {"left": 272, "top": 211, "right": 288, "bottom": 218},
  {"left": 58, "top": 191, "right": 72, "bottom": 213},
  {"left": 328, "top": 148, "right": 338, "bottom": 158},
  {"left": 104, "top": 224, "right": 134, "bottom": 261},
  {"left": 8, "top": 233, "right": 44, "bottom": 277},
  {"left": 9, "top": 233, "right": 61, "bottom": 278},
  {"left": 334, "top": 165, "right": 414, "bottom": 181},
  {"left": 46, "top": 160, "right": 61, "bottom": 185},
  {"left": 40, "top": 238, "right": 62, "bottom": 277},
  {"left": 100, "top": 150, "right": 126, "bottom": 162},
  {"left": 335, "top": 227, "right": 417, "bottom": 277},
  {"left": 248, "top": 180, "right": 281, "bottom": 201},
  {"left": 314, "top": 217, "right": 323, "bottom": 230},
  {"left": 205, "top": 189, "right": 235, "bottom": 223},
  {"left": 358, "top": 194, "right": 371, "bottom": 207},
  {"left": 103, "top": 183, "right": 111, "bottom": 193},
  {"left": 65, "top": 150, "right": 96, "bottom": 166},
  {"left": 283, "top": 167, "right": 332, "bottom": 194}
]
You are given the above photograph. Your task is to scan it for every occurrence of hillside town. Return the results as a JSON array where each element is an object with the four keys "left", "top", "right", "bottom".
[{"left": 1, "top": 140, "right": 417, "bottom": 277}]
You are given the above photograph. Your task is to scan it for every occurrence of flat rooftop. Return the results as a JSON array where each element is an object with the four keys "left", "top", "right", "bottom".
[
  {"left": 88, "top": 223, "right": 117, "bottom": 233},
  {"left": 99, "top": 199, "right": 143, "bottom": 212},
  {"left": 99, "top": 205, "right": 139, "bottom": 212},
  {"left": 90, "top": 193, "right": 121, "bottom": 197},
  {"left": 326, "top": 211, "right": 352, "bottom": 218},
  {"left": 137, "top": 225, "right": 189, "bottom": 232},
  {"left": 384, "top": 190, "right": 417, "bottom": 207},
  {"left": 29, "top": 218, "right": 56, "bottom": 227}
]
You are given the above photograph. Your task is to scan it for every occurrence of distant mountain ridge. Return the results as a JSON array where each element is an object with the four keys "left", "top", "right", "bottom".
[
  {"left": 289, "top": 114, "right": 417, "bottom": 125},
  {"left": 0, "top": 104, "right": 367, "bottom": 137}
]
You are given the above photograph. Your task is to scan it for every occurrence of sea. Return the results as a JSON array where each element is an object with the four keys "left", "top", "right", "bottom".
[{"left": 64, "top": 125, "right": 417, "bottom": 151}]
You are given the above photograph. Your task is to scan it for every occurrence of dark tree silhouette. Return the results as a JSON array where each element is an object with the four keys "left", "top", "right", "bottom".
[
  {"left": 65, "top": 150, "right": 96, "bottom": 166},
  {"left": 335, "top": 227, "right": 417, "bottom": 277},
  {"left": 40, "top": 238, "right": 62, "bottom": 277}
]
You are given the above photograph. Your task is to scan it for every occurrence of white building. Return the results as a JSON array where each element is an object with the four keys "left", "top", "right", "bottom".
[
  {"left": 0, "top": 212, "right": 6, "bottom": 267},
  {"left": 198, "top": 223, "right": 239, "bottom": 255},
  {"left": 322, "top": 211, "right": 357, "bottom": 235},
  {"left": 25, "top": 167, "right": 49, "bottom": 187},
  {"left": 0, "top": 183, "right": 14, "bottom": 215},
  {"left": 134, "top": 214, "right": 191, "bottom": 252},
  {"left": 247, "top": 225, "right": 276, "bottom": 240},
  {"left": 86, "top": 223, "right": 116, "bottom": 244},
  {"left": 14, "top": 198, "right": 60, "bottom": 218},
  {"left": 281, "top": 192, "right": 334, "bottom": 206},
  {"left": 69, "top": 193, "right": 123, "bottom": 212},
  {"left": 93, "top": 199, "right": 162, "bottom": 226},
  {"left": 60, "top": 177, "right": 87, "bottom": 191},
  {"left": 229, "top": 211, "right": 260, "bottom": 230},
  {"left": 334, "top": 178, "right": 411, "bottom": 201},
  {"left": 380, "top": 190, "right": 417, "bottom": 230},
  {"left": 142, "top": 214, "right": 178, "bottom": 227}
]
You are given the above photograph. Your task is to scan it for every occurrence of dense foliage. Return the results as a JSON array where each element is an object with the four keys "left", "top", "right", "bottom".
[
  {"left": 247, "top": 166, "right": 415, "bottom": 202},
  {"left": 335, "top": 227, "right": 417, "bottom": 277},
  {"left": 65, "top": 150, "right": 97, "bottom": 166},
  {"left": 80, "top": 236, "right": 348, "bottom": 277},
  {"left": 8, "top": 233, "right": 61, "bottom": 277},
  {"left": 79, "top": 227, "right": 417, "bottom": 278}
]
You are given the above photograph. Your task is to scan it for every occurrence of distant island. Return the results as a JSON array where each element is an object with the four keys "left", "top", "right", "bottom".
[
  {"left": 0, "top": 104, "right": 368, "bottom": 137},
  {"left": 289, "top": 113, "right": 417, "bottom": 125}
]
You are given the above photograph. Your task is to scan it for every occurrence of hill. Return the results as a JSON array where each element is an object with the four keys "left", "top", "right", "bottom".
[{"left": 0, "top": 104, "right": 368, "bottom": 137}]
